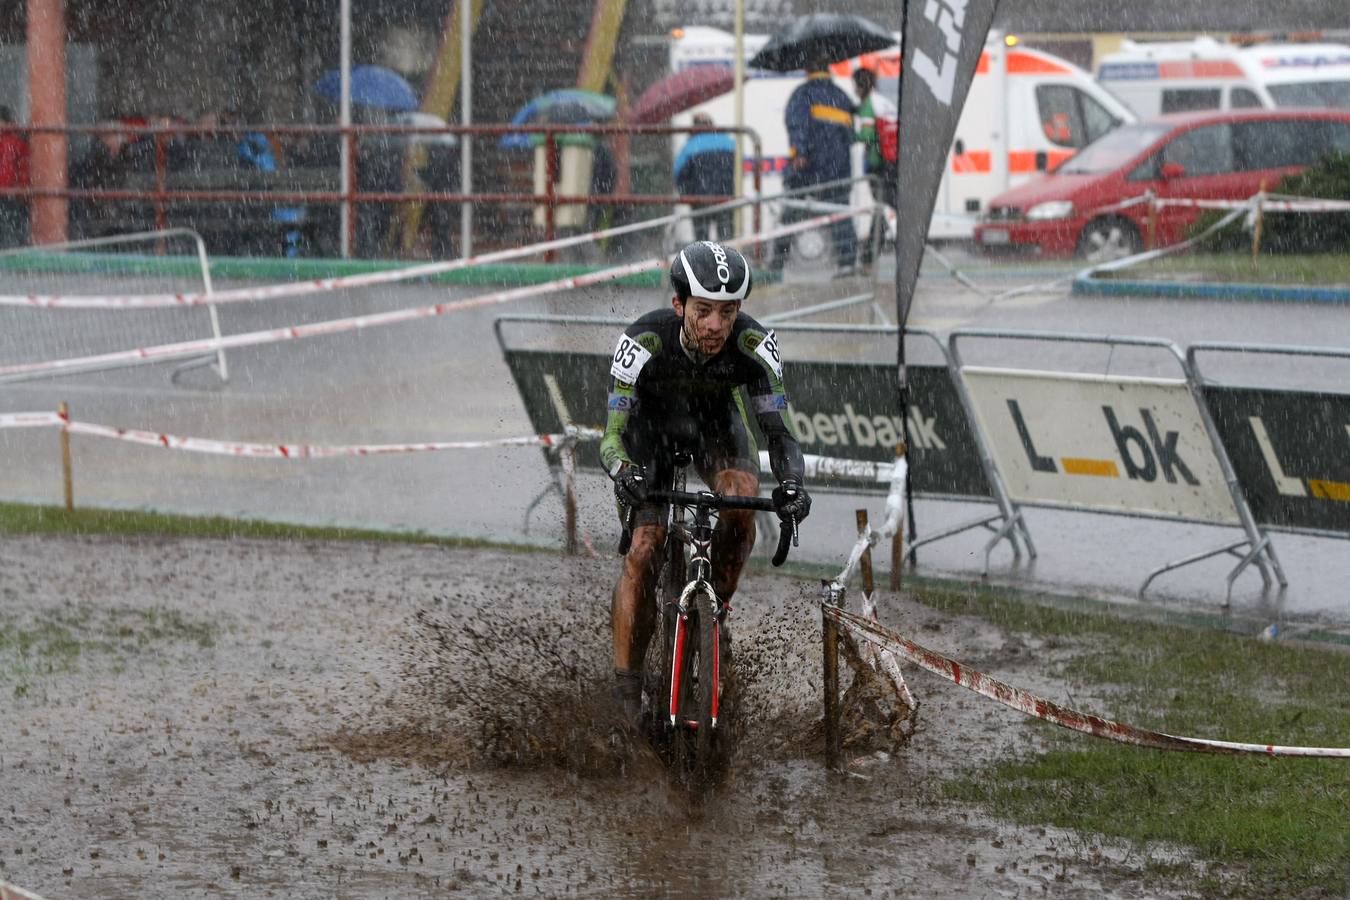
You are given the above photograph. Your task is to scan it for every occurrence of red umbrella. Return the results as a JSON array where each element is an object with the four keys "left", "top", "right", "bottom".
[{"left": 628, "top": 65, "right": 736, "bottom": 124}]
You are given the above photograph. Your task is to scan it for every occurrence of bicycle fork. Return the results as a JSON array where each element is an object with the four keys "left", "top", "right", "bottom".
[{"left": 668, "top": 535, "right": 724, "bottom": 728}]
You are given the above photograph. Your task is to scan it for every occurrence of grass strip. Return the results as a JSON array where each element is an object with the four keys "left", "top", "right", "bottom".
[
  {"left": 0, "top": 501, "right": 539, "bottom": 552},
  {"left": 1113, "top": 252, "right": 1350, "bottom": 286},
  {"left": 920, "top": 582, "right": 1350, "bottom": 898}
]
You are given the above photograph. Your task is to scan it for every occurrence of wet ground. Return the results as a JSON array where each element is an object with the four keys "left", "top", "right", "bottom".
[{"left": 1, "top": 534, "right": 1208, "bottom": 898}]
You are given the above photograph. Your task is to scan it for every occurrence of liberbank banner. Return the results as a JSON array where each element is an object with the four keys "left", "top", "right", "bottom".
[
  {"left": 1202, "top": 386, "right": 1350, "bottom": 534},
  {"left": 961, "top": 367, "right": 1239, "bottom": 524},
  {"left": 503, "top": 350, "right": 989, "bottom": 498}
]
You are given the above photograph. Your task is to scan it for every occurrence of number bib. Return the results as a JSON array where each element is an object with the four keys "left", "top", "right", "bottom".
[
  {"left": 610, "top": 334, "right": 653, "bottom": 382},
  {"left": 754, "top": 330, "right": 783, "bottom": 380}
]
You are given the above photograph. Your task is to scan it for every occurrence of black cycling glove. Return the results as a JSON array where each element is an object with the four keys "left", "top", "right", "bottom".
[
  {"left": 772, "top": 477, "right": 811, "bottom": 522},
  {"left": 612, "top": 462, "right": 649, "bottom": 508}
]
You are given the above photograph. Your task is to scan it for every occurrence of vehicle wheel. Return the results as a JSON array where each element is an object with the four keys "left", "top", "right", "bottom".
[{"left": 1076, "top": 217, "right": 1142, "bottom": 262}]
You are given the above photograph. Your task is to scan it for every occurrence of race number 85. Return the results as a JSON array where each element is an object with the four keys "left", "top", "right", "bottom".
[
  {"left": 614, "top": 336, "right": 641, "bottom": 368},
  {"left": 761, "top": 334, "right": 780, "bottom": 364}
]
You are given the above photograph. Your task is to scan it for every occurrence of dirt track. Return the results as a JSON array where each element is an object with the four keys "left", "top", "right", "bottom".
[{"left": 0, "top": 534, "right": 1200, "bottom": 898}]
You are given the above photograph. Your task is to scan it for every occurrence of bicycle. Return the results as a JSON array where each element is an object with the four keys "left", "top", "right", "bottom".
[{"left": 619, "top": 450, "right": 797, "bottom": 789}]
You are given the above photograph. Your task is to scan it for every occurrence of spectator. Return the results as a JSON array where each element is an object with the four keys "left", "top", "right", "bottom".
[
  {"left": 853, "top": 66, "right": 898, "bottom": 271},
  {"left": 69, "top": 123, "right": 132, "bottom": 239},
  {"left": 0, "top": 105, "right": 31, "bottom": 248},
  {"left": 768, "top": 57, "right": 856, "bottom": 275},
  {"left": 674, "top": 112, "right": 736, "bottom": 241}
]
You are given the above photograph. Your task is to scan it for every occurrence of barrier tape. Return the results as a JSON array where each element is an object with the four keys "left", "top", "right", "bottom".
[
  {"left": 826, "top": 605, "right": 1350, "bottom": 758},
  {"left": 0, "top": 208, "right": 857, "bottom": 384},
  {"left": 0, "top": 411, "right": 64, "bottom": 428},
  {"left": 0, "top": 410, "right": 602, "bottom": 459},
  {"left": 0, "top": 176, "right": 870, "bottom": 310},
  {"left": 821, "top": 454, "right": 915, "bottom": 709}
]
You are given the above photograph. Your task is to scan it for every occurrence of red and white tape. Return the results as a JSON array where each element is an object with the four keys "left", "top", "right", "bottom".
[
  {"left": 0, "top": 411, "right": 65, "bottom": 428},
  {"left": 0, "top": 195, "right": 851, "bottom": 310},
  {"left": 826, "top": 605, "right": 1350, "bottom": 758},
  {"left": 0, "top": 208, "right": 856, "bottom": 384},
  {"left": 0, "top": 410, "right": 602, "bottom": 459}
]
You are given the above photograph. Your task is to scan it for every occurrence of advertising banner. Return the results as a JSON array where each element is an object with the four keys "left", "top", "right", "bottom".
[
  {"left": 1203, "top": 385, "right": 1350, "bottom": 534},
  {"left": 503, "top": 349, "right": 988, "bottom": 498},
  {"left": 961, "top": 368, "right": 1239, "bottom": 523}
]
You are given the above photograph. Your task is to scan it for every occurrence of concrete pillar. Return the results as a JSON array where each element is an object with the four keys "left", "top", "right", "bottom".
[{"left": 27, "top": 0, "right": 68, "bottom": 245}]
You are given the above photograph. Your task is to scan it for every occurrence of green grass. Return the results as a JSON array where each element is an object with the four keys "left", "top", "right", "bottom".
[
  {"left": 1119, "top": 252, "right": 1350, "bottom": 286},
  {"left": 0, "top": 501, "right": 539, "bottom": 551},
  {"left": 919, "top": 583, "right": 1350, "bottom": 897},
  {"left": 0, "top": 604, "right": 217, "bottom": 698}
]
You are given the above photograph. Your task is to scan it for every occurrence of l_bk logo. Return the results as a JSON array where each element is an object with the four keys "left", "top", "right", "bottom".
[{"left": 1007, "top": 399, "right": 1200, "bottom": 485}]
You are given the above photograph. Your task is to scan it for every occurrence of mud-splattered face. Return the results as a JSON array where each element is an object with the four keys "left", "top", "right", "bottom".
[{"left": 674, "top": 296, "right": 740, "bottom": 357}]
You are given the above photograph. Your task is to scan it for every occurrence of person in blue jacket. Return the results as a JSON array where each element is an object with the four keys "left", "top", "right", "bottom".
[
  {"left": 674, "top": 112, "right": 737, "bottom": 241},
  {"left": 769, "top": 57, "right": 857, "bottom": 274}
]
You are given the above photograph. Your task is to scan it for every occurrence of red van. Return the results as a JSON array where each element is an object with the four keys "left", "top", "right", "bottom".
[{"left": 973, "top": 108, "right": 1350, "bottom": 260}]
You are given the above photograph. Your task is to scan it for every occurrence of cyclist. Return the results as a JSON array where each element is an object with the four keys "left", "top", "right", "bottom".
[{"left": 600, "top": 240, "right": 812, "bottom": 723}]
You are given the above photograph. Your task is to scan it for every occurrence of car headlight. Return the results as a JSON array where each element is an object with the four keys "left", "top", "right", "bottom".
[{"left": 1025, "top": 200, "right": 1074, "bottom": 221}]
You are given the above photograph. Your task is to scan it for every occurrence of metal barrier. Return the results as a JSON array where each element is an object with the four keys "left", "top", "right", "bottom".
[
  {"left": 1188, "top": 341, "right": 1350, "bottom": 541},
  {"left": 949, "top": 328, "right": 1286, "bottom": 599},
  {"left": 0, "top": 121, "right": 764, "bottom": 259},
  {"left": 0, "top": 227, "right": 228, "bottom": 382}
]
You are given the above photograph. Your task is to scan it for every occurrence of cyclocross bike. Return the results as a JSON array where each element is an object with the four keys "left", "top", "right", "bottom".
[{"left": 619, "top": 450, "right": 797, "bottom": 789}]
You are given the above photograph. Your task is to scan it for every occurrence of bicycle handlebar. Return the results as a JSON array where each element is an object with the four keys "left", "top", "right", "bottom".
[{"left": 618, "top": 489, "right": 798, "bottom": 567}]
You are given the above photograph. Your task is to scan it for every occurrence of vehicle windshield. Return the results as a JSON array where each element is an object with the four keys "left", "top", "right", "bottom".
[
  {"left": 1268, "top": 80, "right": 1350, "bottom": 109},
  {"left": 1056, "top": 123, "right": 1171, "bottom": 174}
]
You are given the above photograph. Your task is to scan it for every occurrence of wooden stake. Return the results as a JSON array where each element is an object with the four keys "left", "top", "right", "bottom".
[
  {"left": 1252, "top": 179, "right": 1267, "bottom": 262},
  {"left": 561, "top": 442, "right": 578, "bottom": 556},
  {"left": 59, "top": 400, "right": 73, "bottom": 512},
  {"left": 857, "top": 509, "right": 874, "bottom": 597},
  {"left": 822, "top": 599, "right": 840, "bottom": 770}
]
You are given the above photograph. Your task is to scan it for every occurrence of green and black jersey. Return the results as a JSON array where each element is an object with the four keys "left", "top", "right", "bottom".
[{"left": 599, "top": 308, "right": 805, "bottom": 485}]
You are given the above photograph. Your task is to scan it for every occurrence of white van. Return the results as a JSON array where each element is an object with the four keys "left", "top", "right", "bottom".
[
  {"left": 1097, "top": 38, "right": 1350, "bottom": 118},
  {"left": 668, "top": 27, "right": 1135, "bottom": 241}
]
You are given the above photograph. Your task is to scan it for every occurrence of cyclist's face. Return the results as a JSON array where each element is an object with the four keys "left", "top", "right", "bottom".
[{"left": 675, "top": 297, "right": 740, "bottom": 355}]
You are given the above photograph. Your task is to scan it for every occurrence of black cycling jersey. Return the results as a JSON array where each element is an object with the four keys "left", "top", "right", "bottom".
[{"left": 599, "top": 308, "right": 805, "bottom": 485}]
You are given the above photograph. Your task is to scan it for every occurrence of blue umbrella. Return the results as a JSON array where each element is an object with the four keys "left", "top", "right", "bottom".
[
  {"left": 499, "top": 89, "right": 616, "bottom": 149},
  {"left": 314, "top": 65, "right": 419, "bottom": 112}
]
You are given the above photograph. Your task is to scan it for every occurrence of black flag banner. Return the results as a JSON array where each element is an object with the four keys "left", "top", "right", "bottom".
[
  {"left": 895, "top": 0, "right": 1001, "bottom": 334},
  {"left": 894, "top": 0, "right": 1000, "bottom": 553}
]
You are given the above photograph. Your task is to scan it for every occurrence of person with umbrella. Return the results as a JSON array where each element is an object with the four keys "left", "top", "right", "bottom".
[
  {"left": 767, "top": 56, "right": 856, "bottom": 275},
  {"left": 753, "top": 13, "right": 895, "bottom": 276},
  {"left": 674, "top": 113, "right": 736, "bottom": 242}
]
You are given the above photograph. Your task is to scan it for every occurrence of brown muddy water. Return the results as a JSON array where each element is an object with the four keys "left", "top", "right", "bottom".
[{"left": 1, "top": 535, "right": 1198, "bottom": 898}]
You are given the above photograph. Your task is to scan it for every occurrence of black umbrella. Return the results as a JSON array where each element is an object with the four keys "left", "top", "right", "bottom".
[{"left": 749, "top": 13, "right": 897, "bottom": 72}]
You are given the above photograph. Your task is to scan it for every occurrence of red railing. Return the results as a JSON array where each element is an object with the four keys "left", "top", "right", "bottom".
[{"left": 0, "top": 122, "right": 764, "bottom": 260}]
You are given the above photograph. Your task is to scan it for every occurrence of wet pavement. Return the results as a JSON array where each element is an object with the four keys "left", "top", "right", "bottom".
[{"left": 2, "top": 250, "right": 1348, "bottom": 630}]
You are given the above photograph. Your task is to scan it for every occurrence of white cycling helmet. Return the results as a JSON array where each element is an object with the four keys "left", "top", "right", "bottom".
[{"left": 670, "top": 240, "right": 752, "bottom": 303}]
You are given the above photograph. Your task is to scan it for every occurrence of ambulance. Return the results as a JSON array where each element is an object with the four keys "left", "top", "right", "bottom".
[
  {"left": 668, "top": 26, "right": 1135, "bottom": 241},
  {"left": 1096, "top": 38, "right": 1350, "bottom": 118}
]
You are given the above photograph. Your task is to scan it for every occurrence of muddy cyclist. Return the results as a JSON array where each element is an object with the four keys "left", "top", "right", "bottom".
[{"left": 601, "top": 240, "right": 812, "bottom": 723}]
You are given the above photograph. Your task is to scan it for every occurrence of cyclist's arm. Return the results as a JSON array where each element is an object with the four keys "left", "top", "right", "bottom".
[
  {"left": 599, "top": 375, "right": 636, "bottom": 475},
  {"left": 740, "top": 329, "right": 805, "bottom": 484},
  {"left": 599, "top": 327, "right": 659, "bottom": 476}
]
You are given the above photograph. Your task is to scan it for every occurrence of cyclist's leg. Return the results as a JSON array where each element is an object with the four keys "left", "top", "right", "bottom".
[
  {"left": 698, "top": 408, "right": 760, "bottom": 604},
  {"left": 612, "top": 520, "right": 667, "bottom": 674},
  {"left": 708, "top": 468, "right": 758, "bottom": 603}
]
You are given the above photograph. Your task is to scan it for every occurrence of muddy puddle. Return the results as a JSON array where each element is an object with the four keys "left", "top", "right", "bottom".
[{"left": 1, "top": 535, "right": 1200, "bottom": 897}]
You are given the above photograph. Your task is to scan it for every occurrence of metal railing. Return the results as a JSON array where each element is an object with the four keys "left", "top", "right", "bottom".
[{"left": 0, "top": 121, "right": 765, "bottom": 260}]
